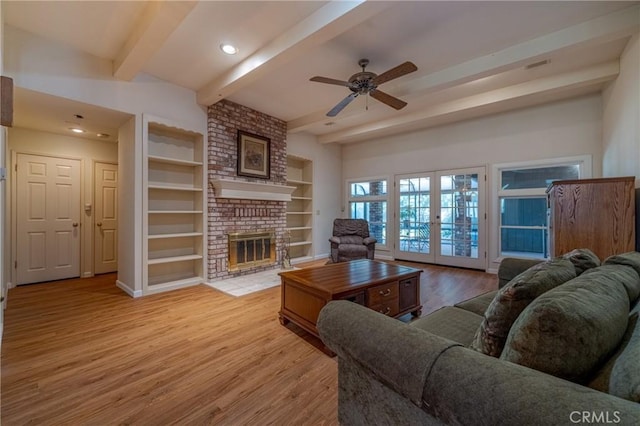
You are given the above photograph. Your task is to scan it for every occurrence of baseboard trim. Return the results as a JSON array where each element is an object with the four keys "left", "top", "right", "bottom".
[
  {"left": 116, "top": 280, "right": 142, "bottom": 298},
  {"left": 375, "top": 254, "right": 394, "bottom": 261}
]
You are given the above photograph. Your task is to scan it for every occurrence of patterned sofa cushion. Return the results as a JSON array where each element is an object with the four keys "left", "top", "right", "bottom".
[
  {"left": 589, "top": 310, "right": 640, "bottom": 402},
  {"left": 562, "top": 248, "right": 600, "bottom": 276},
  {"left": 604, "top": 251, "right": 640, "bottom": 303},
  {"left": 470, "top": 258, "right": 576, "bottom": 357},
  {"left": 500, "top": 265, "right": 634, "bottom": 381}
]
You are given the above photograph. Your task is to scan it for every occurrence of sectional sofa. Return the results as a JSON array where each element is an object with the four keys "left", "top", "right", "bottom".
[{"left": 317, "top": 250, "right": 640, "bottom": 425}]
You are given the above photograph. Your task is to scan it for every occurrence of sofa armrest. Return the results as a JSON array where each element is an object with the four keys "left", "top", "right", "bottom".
[
  {"left": 317, "top": 300, "right": 460, "bottom": 406},
  {"left": 328, "top": 236, "right": 341, "bottom": 245},
  {"left": 363, "top": 237, "right": 377, "bottom": 245},
  {"left": 497, "top": 257, "right": 544, "bottom": 288}
]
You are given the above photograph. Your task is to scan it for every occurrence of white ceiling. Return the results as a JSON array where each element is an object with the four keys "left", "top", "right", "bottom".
[{"left": 3, "top": 1, "right": 639, "bottom": 144}]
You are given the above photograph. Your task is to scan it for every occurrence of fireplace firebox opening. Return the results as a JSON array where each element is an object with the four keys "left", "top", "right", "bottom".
[{"left": 228, "top": 230, "right": 276, "bottom": 271}]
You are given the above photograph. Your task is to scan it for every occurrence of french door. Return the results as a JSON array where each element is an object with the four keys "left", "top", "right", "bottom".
[{"left": 395, "top": 167, "right": 486, "bottom": 269}]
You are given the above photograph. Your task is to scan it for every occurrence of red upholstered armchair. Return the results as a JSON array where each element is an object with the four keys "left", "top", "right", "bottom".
[{"left": 329, "top": 219, "right": 377, "bottom": 263}]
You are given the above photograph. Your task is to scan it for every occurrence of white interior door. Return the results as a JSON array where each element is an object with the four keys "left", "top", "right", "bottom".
[
  {"left": 94, "top": 162, "right": 118, "bottom": 274},
  {"left": 395, "top": 167, "right": 486, "bottom": 269},
  {"left": 16, "top": 154, "right": 81, "bottom": 284}
]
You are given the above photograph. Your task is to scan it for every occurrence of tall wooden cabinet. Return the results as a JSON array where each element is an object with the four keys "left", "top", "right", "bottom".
[
  {"left": 143, "top": 115, "right": 206, "bottom": 295},
  {"left": 286, "top": 155, "right": 313, "bottom": 262},
  {"left": 547, "top": 176, "right": 635, "bottom": 260}
]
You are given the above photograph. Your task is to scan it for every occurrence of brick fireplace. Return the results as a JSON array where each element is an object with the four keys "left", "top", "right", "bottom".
[{"left": 207, "top": 100, "right": 288, "bottom": 279}]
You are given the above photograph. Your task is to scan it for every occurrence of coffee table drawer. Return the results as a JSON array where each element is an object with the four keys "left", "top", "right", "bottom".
[
  {"left": 367, "top": 281, "right": 399, "bottom": 306},
  {"left": 370, "top": 298, "right": 399, "bottom": 317}
]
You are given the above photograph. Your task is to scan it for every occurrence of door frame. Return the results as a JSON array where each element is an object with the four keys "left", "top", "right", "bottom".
[
  {"left": 11, "top": 150, "right": 85, "bottom": 286},
  {"left": 393, "top": 166, "right": 487, "bottom": 270}
]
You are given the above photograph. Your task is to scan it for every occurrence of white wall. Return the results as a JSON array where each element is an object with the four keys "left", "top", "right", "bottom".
[
  {"left": 4, "top": 25, "right": 207, "bottom": 293},
  {"left": 602, "top": 34, "right": 640, "bottom": 181},
  {"left": 7, "top": 127, "right": 118, "bottom": 282},
  {"left": 4, "top": 26, "right": 206, "bottom": 134},
  {"left": 342, "top": 94, "right": 604, "bottom": 270},
  {"left": 287, "top": 132, "right": 342, "bottom": 261}
]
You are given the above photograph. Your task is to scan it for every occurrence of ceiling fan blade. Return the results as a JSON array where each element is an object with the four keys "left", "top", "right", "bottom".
[
  {"left": 372, "top": 61, "right": 418, "bottom": 86},
  {"left": 369, "top": 89, "right": 407, "bottom": 110},
  {"left": 310, "top": 76, "right": 351, "bottom": 87},
  {"left": 327, "top": 93, "right": 358, "bottom": 117}
]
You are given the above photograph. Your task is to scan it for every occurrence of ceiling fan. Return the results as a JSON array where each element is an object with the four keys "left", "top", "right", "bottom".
[{"left": 310, "top": 59, "right": 418, "bottom": 117}]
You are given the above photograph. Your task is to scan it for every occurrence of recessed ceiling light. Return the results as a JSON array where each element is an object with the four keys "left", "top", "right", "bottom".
[
  {"left": 70, "top": 127, "right": 85, "bottom": 134},
  {"left": 220, "top": 43, "right": 238, "bottom": 55}
]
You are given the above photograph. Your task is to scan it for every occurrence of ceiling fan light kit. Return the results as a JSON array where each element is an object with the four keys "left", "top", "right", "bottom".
[{"left": 310, "top": 59, "right": 417, "bottom": 117}]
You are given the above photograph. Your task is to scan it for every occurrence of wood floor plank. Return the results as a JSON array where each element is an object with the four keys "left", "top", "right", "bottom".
[{"left": 1, "top": 261, "right": 495, "bottom": 424}]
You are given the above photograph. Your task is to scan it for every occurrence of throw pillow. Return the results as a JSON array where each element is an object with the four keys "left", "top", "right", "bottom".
[
  {"left": 500, "top": 266, "right": 631, "bottom": 382},
  {"left": 562, "top": 248, "right": 600, "bottom": 276},
  {"left": 470, "top": 258, "right": 576, "bottom": 357},
  {"left": 589, "top": 312, "right": 640, "bottom": 403},
  {"left": 604, "top": 251, "right": 640, "bottom": 303}
]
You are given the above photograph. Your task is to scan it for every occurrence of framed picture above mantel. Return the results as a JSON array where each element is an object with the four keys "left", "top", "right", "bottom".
[{"left": 237, "top": 130, "right": 271, "bottom": 179}]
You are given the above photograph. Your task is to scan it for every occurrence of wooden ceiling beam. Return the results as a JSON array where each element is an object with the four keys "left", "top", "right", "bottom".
[
  {"left": 113, "top": 1, "right": 197, "bottom": 81},
  {"left": 196, "top": 0, "right": 390, "bottom": 106}
]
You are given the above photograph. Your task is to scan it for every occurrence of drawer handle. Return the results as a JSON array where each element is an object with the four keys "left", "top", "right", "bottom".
[
  {"left": 379, "top": 289, "right": 392, "bottom": 297},
  {"left": 379, "top": 307, "right": 391, "bottom": 315}
]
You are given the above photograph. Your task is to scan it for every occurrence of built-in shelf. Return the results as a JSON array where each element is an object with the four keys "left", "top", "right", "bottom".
[
  {"left": 148, "top": 254, "right": 203, "bottom": 265},
  {"left": 210, "top": 178, "right": 295, "bottom": 201},
  {"left": 148, "top": 232, "right": 203, "bottom": 239},
  {"left": 287, "top": 179, "right": 312, "bottom": 185},
  {"left": 149, "top": 210, "right": 203, "bottom": 214},
  {"left": 148, "top": 155, "right": 203, "bottom": 167},
  {"left": 290, "top": 241, "right": 313, "bottom": 247},
  {"left": 148, "top": 184, "right": 202, "bottom": 192},
  {"left": 286, "top": 155, "right": 313, "bottom": 261},
  {"left": 143, "top": 114, "right": 206, "bottom": 295}
]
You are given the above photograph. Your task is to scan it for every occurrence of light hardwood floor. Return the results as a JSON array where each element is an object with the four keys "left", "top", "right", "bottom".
[{"left": 1, "top": 260, "right": 496, "bottom": 425}]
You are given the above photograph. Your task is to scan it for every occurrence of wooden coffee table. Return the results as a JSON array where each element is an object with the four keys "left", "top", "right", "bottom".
[{"left": 278, "top": 259, "right": 422, "bottom": 339}]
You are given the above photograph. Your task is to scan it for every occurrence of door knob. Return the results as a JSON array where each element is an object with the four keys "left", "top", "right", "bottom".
[
  {"left": 72, "top": 222, "right": 79, "bottom": 227},
  {"left": 97, "top": 222, "right": 102, "bottom": 227}
]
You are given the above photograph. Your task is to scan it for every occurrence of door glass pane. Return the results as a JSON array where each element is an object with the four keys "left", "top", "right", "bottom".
[
  {"left": 440, "top": 174, "right": 479, "bottom": 258},
  {"left": 398, "top": 177, "right": 430, "bottom": 253}
]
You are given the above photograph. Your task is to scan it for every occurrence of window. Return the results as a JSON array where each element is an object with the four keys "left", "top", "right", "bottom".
[
  {"left": 348, "top": 179, "right": 388, "bottom": 246},
  {"left": 496, "top": 157, "right": 590, "bottom": 259}
]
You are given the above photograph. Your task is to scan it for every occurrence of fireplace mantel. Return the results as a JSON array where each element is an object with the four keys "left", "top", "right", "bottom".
[{"left": 210, "top": 178, "right": 296, "bottom": 202}]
